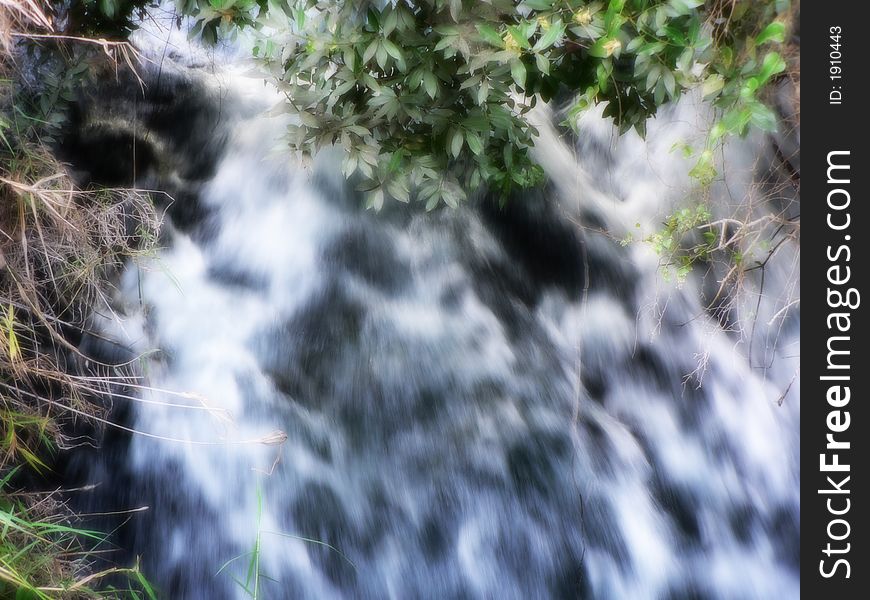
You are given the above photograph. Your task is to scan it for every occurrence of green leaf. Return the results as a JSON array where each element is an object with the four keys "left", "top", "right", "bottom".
[
  {"left": 638, "top": 41, "right": 666, "bottom": 56},
  {"left": 376, "top": 43, "right": 389, "bottom": 69},
  {"left": 386, "top": 177, "right": 411, "bottom": 202},
  {"left": 460, "top": 75, "right": 482, "bottom": 90},
  {"left": 758, "top": 52, "right": 787, "bottom": 84},
  {"left": 677, "top": 47, "right": 694, "bottom": 74},
  {"left": 465, "top": 130, "right": 484, "bottom": 155},
  {"left": 366, "top": 189, "right": 385, "bottom": 211},
  {"left": 663, "top": 69, "right": 676, "bottom": 99},
  {"left": 625, "top": 36, "right": 645, "bottom": 53},
  {"left": 522, "top": 0, "right": 556, "bottom": 9},
  {"left": 719, "top": 46, "right": 734, "bottom": 68},
  {"left": 477, "top": 80, "right": 489, "bottom": 105},
  {"left": 507, "top": 26, "right": 531, "bottom": 50},
  {"left": 654, "top": 79, "right": 666, "bottom": 105},
  {"left": 645, "top": 64, "right": 660, "bottom": 92},
  {"left": 383, "top": 39, "right": 403, "bottom": 61},
  {"left": 425, "top": 187, "right": 441, "bottom": 211},
  {"left": 423, "top": 72, "right": 439, "bottom": 99},
  {"left": 749, "top": 102, "right": 778, "bottom": 132},
  {"left": 450, "top": 129, "right": 464, "bottom": 158},
  {"left": 511, "top": 60, "right": 527, "bottom": 88},
  {"left": 533, "top": 21, "right": 565, "bottom": 51},
  {"left": 363, "top": 39, "right": 379, "bottom": 64},
  {"left": 362, "top": 73, "right": 381, "bottom": 93},
  {"left": 476, "top": 23, "right": 504, "bottom": 48},
  {"left": 397, "top": 6, "right": 415, "bottom": 31},
  {"left": 668, "top": 0, "right": 704, "bottom": 17},
  {"left": 756, "top": 21, "right": 786, "bottom": 46},
  {"left": 343, "top": 48, "right": 356, "bottom": 70},
  {"left": 434, "top": 25, "right": 460, "bottom": 36},
  {"left": 587, "top": 39, "right": 611, "bottom": 58},
  {"left": 535, "top": 52, "right": 550, "bottom": 75},
  {"left": 449, "top": 0, "right": 462, "bottom": 22},
  {"left": 382, "top": 39, "right": 406, "bottom": 70},
  {"left": 464, "top": 113, "right": 489, "bottom": 132},
  {"left": 721, "top": 106, "right": 753, "bottom": 135},
  {"left": 298, "top": 112, "right": 319, "bottom": 128},
  {"left": 99, "top": 0, "right": 117, "bottom": 19},
  {"left": 383, "top": 9, "right": 399, "bottom": 36},
  {"left": 688, "top": 149, "right": 717, "bottom": 185},
  {"left": 434, "top": 36, "right": 455, "bottom": 52},
  {"left": 136, "top": 570, "right": 158, "bottom": 600},
  {"left": 701, "top": 74, "right": 724, "bottom": 98},
  {"left": 441, "top": 180, "right": 465, "bottom": 207},
  {"left": 741, "top": 77, "right": 760, "bottom": 99}
]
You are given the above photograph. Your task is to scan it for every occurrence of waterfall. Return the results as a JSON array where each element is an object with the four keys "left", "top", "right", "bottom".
[{"left": 64, "top": 25, "right": 800, "bottom": 600}]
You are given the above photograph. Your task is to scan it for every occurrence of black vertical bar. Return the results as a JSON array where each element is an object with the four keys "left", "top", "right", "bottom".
[{"left": 803, "top": 2, "right": 867, "bottom": 597}]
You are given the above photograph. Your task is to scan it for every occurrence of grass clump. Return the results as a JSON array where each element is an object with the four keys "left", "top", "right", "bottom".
[
  {"left": 2, "top": 2, "right": 161, "bottom": 596},
  {"left": 0, "top": 130, "right": 159, "bottom": 462},
  {"left": 1, "top": 469, "right": 156, "bottom": 600}
]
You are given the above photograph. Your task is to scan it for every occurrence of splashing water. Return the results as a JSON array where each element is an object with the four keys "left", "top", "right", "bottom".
[{"left": 65, "top": 29, "right": 799, "bottom": 600}]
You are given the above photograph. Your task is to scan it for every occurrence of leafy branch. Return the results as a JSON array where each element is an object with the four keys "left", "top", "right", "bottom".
[{"left": 175, "top": 0, "right": 792, "bottom": 209}]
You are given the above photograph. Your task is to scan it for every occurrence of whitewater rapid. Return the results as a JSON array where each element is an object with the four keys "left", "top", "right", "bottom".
[{"left": 65, "top": 31, "right": 800, "bottom": 599}]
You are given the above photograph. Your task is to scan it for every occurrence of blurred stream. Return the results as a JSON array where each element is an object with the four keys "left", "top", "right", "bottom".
[{"left": 65, "top": 26, "right": 800, "bottom": 600}]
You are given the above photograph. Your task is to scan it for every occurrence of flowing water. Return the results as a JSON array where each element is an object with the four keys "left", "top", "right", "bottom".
[{"left": 64, "top": 29, "right": 800, "bottom": 600}]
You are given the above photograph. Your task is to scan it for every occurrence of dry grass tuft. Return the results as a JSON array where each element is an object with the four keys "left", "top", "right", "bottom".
[
  {"left": 1, "top": 0, "right": 161, "bottom": 470},
  {"left": 0, "top": 1, "right": 52, "bottom": 53},
  {"left": 1, "top": 2, "right": 161, "bottom": 595},
  {"left": 0, "top": 142, "right": 160, "bottom": 468}
]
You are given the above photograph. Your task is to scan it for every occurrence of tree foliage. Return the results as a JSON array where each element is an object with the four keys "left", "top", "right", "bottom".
[{"left": 158, "top": 1, "right": 789, "bottom": 208}]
